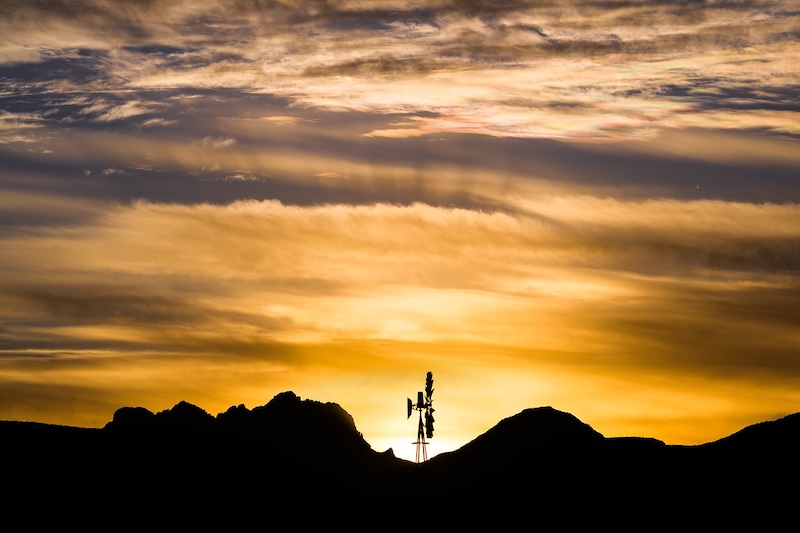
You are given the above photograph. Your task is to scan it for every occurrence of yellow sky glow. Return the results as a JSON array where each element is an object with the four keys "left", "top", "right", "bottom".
[{"left": 2, "top": 196, "right": 799, "bottom": 460}]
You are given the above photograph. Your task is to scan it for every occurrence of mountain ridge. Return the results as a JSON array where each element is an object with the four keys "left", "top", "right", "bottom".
[{"left": 2, "top": 392, "right": 798, "bottom": 527}]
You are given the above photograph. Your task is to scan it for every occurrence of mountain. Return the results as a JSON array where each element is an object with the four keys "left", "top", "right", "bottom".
[{"left": 2, "top": 394, "right": 799, "bottom": 528}]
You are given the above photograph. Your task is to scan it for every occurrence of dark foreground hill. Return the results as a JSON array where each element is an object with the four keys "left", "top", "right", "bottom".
[{"left": 2, "top": 393, "right": 799, "bottom": 528}]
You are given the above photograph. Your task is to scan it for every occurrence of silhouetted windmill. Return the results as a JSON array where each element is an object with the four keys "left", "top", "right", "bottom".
[{"left": 407, "top": 371, "right": 435, "bottom": 463}]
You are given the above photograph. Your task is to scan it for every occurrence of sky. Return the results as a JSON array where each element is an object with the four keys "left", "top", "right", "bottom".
[{"left": 1, "top": 0, "right": 799, "bottom": 461}]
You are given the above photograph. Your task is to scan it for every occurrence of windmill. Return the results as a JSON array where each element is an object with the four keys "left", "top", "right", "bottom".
[{"left": 407, "top": 371, "right": 435, "bottom": 463}]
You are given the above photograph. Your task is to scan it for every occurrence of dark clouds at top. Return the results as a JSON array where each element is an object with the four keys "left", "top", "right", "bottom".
[{"left": 3, "top": 1, "right": 798, "bottom": 124}]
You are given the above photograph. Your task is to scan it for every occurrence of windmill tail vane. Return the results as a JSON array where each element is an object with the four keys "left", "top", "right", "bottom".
[{"left": 407, "top": 371, "right": 435, "bottom": 462}]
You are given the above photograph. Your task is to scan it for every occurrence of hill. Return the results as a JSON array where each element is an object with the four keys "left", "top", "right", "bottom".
[{"left": 2, "top": 393, "right": 798, "bottom": 528}]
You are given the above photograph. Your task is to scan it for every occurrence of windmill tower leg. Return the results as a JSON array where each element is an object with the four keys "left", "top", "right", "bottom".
[{"left": 416, "top": 411, "right": 428, "bottom": 463}]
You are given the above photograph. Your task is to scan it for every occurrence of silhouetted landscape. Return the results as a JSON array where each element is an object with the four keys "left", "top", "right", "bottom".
[{"left": 3, "top": 392, "right": 798, "bottom": 528}]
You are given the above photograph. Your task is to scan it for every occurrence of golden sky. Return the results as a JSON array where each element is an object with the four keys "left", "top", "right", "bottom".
[{"left": 1, "top": 0, "right": 799, "bottom": 461}]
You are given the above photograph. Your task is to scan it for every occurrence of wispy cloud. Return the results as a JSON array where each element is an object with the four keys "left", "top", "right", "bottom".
[
  {"left": 199, "top": 136, "right": 237, "bottom": 149},
  {"left": 0, "top": 110, "right": 43, "bottom": 143},
  {"left": 1, "top": 0, "right": 797, "bottom": 141},
  {"left": 2, "top": 197, "right": 797, "bottom": 353},
  {"left": 140, "top": 117, "right": 177, "bottom": 128}
]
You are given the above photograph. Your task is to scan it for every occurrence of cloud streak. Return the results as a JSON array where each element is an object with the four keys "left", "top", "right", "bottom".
[
  {"left": 2, "top": 197, "right": 798, "bottom": 361},
  {"left": 1, "top": 0, "right": 798, "bottom": 141}
]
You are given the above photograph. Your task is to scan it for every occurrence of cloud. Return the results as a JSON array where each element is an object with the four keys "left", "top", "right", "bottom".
[
  {"left": 223, "top": 173, "right": 263, "bottom": 181},
  {"left": 1, "top": 197, "right": 797, "bottom": 352},
  {"left": 92, "top": 101, "right": 156, "bottom": 123},
  {"left": 140, "top": 117, "right": 177, "bottom": 128},
  {"left": 199, "top": 136, "right": 238, "bottom": 149},
  {"left": 0, "top": 110, "right": 43, "bottom": 143},
  {"left": 259, "top": 115, "right": 312, "bottom": 126},
  {"left": 101, "top": 167, "right": 128, "bottom": 175},
  {"left": 1, "top": 0, "right": 797, "bottom": 142},
  {"left": 314, "top": 171, "right": 349, "bottom": 180},
  {"left": 0, "top": 46, "right": 41, "bottom": 66},
  {"left": 512, "top": 196, "right": 800, "bottom": 273}
]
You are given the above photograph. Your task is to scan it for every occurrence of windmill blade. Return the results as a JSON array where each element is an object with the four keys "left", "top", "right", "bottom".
[
  {"left": 425, "top": 410, "right": 434, "bottom": 438},
  {"left": 425, "top": 372, "right": 434, "bottom": 399}
]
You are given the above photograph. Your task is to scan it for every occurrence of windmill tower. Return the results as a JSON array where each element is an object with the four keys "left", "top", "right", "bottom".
[{"left": 407, "top": 372, "right": 435, "bottom": 463}]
